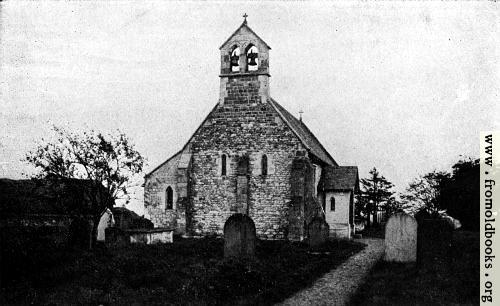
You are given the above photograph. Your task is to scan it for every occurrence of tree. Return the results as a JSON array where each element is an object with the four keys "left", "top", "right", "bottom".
[
  {"left": 400, "top": 170, "right": 450, "bottom": 216},
  {"left": 25, "top": 125, "right": 145, "bottom": 247},
  {"left": 384, "top": 197, "right": 403, "bottom": 217},
  {"left": 356, "top": 167, "right": 395, "bottom": 226},
  {"left": 440, "top": 157, "right": 479, "bottom": 231}
]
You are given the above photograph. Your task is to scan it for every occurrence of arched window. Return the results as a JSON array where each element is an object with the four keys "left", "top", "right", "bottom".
[
  {"left": 166, "top": 186, "right": 173, "bottom": 210},
  {"left": 221, "top": 154, "right": 227, "bottom": 176},
  {"left": 330, "top": 197, "right": 335, "bottom": 212},
  {"left": 261, "top": 154, "right": 268, "bottom": 176},
  {"left": 230, "top": 46, "right": 240, "bottom": 72},
  {"left": 246, "top": 45, "right": 259, "bottom": 71}
]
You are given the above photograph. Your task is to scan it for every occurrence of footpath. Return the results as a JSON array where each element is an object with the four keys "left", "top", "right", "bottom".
[{"left": 278, "top": 238, "right": 384, "bottom": 306}]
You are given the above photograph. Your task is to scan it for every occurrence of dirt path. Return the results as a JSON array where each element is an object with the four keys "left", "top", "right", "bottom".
[{"left": 277, "top": 238, "right": 384, "bottom": 306}]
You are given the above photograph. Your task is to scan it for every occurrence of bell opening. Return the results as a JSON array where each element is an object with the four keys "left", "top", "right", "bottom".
[
  {"left": 246, "top": 45, "right": 259, "bottom": 72},
  {"left": 230, "top": 46, "right": 240, "bottom": 72}
]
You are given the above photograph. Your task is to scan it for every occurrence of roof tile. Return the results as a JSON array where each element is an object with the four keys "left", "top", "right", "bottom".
[
  {"left": 320, "top": 166, "right": 359, "bottom": 191},
  {"left": 269, "top": 98, "right": 337, "bottom": 166}
]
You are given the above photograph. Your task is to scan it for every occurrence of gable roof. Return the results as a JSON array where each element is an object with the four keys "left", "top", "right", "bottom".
[
  {"left": 268, "top": 98, "right": 337, "bottom": 166},
  {"left": 145, "top": 102, "right": 220, "bottom": 178},
  {"left": 219, "top": 21, "right": 271, "bottom": 50},
  {"left": 145, "top": 150, "right": 182, "bottom": 178},
  {"left": 320, "top": 166, "right": 359, "bottom": 191},
  {"left": 147, "top": 97, "right": 338, "bottom": 177}
]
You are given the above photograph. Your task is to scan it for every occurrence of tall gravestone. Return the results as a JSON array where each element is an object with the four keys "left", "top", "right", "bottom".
[
  {"left": 308, "top": 217, "right": 330, "bottom": 249},
  {"left": 384, "top": 213, "right": 417, "bottom": 262},
  {"left": 415, "top": 210, "right": 430, "bottom": 266},
  {"left": 223, "top": 214, "right": 256, "bottom": 259},
  {"left": 417, "top": 217, "right": 453, "bottom": 270}
]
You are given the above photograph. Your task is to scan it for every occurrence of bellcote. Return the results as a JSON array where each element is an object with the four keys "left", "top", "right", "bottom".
[
  {"left": 219, "top": 17, "right": 271, "bottom": 105},
  {"left": 219, "top": 18, "right": 271, "bottom": 76}
]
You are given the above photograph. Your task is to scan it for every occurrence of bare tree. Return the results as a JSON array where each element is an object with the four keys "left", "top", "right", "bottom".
[{"left": 25, "top": 125, "right": 145, "bottom": 246}]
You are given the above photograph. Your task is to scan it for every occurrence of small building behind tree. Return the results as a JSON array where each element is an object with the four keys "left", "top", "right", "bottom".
[{"left": 0, "top": 178, "right": 113, "bottom": 249}]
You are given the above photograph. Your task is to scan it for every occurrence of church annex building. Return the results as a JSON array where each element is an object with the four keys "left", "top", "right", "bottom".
[{"left": 144, "top": 18, "right": 359, "bottom": 240}]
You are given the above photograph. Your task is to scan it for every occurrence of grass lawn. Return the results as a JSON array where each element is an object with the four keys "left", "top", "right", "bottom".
[
  {"left": 350, "top": 230, "right": 479, "bottom": 305},
  {"left": 1, "top": 237, "right": 364, "bottom": 305}
]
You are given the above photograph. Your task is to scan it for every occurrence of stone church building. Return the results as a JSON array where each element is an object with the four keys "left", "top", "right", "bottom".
[{"left": 144, "top": 18, "right": 359, "bottom": 240}]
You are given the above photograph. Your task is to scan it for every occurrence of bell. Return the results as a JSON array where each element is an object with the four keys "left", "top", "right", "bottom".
[
  {"left": 247, "top": 51, "right": 258, "bottom": 66},
  {"left": 230, "top": 55, "right": 239, "bottom": 66},
  {"left": 248, "top": 56, "right": 257, "bottom": 66}
]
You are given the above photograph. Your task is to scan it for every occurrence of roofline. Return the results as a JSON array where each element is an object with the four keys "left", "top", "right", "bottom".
[
  {"left": 267, "top": 98, "right": 311, "bottom": 154},
  {"left": 323, "top": 187, "right": 356, "bottom": 192},
  {"left": 268, "top": 98, "right": 337, "bottom": 166},
  {"left": 319, "top": 165, "right": 360, "bottom": 192},
  {"left": 146, "top": 96, "right": 344, "bottom": 177},
  {"left": 145, "top": 102, "right": 220, "bottom": 178},
  {"left": 219, "top": 21, "right": 271, "bottom": 50},
  {"left": 345, "top": 165, "right": 360, "bottom": 192},
  {"left": 144, "top": 150, "right": 182, "bottom": 178},
  {"left": 298, "top": 117, "right": 339, "bottom": 166}
]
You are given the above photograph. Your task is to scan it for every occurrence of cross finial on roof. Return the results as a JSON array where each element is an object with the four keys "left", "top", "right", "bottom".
[
  {"left": 243, "top": 13, "right": 248, "bottom": 24},
  {"left": 299, "top": 109, "right": 304, "bottom": 122}
]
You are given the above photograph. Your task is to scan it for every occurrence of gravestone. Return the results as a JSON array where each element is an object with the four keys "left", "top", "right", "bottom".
[
  {"left": 223, "top": 214, "right": 256, "bottom": 259},
  {"left": 415, "top": 210, "right": 431, "bottom": 226},
  {"left": 308, "top": 217, "right": 330, "bottom": 248},
  {"left": 415, "top": 210, "right": 431, "bottom": 266},
  {"left": 384, "top": 213, "right": 417, "bottom": 262},
  {"left": 417, "top": 218, "right": 453, "bottom": 270}
]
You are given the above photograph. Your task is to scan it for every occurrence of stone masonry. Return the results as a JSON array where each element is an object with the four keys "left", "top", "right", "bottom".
[
  {"left": 189, "top": 92, "right": 308, "bottom": 239},
  {"left": 144, "top": 19, "right": 357, "bottom": 240}
]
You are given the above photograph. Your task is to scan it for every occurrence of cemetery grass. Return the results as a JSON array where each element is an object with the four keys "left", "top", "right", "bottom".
[
  {"left": 350, "top": 230, "right": 479, "bottom": 305},
  {"left": 1, "top": 237, "right": 365, "bottom": 305}
]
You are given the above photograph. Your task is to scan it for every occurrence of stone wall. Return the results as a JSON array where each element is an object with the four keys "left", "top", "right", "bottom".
[
  {"left": 183, "top": 72, "right": 310, "bottom": 239},
  {"left": 145, "top": 24, "right": 330, "bottom": 240},
  {"left": 144, "top": 151, "right": 188, "bottom": 234},
  {"left": 189, "top": 106, "right": 305, "bottom": 238},
  {"left": 288, "top": 158, "right": 305, "bottom": 240}
]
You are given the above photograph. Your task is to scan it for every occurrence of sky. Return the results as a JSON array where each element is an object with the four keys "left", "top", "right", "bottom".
[{"left": 1, "top": 1, "right": 499, "bottom": 214}]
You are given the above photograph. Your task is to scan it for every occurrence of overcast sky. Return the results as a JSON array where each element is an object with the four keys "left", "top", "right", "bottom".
[{"left": 1, "top": 1, "right": 499, "bottom": 214}]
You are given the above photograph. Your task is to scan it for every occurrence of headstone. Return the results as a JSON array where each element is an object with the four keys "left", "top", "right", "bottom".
[
  {"left": 417, "top": 218, "right": 453, "bottom": 270},
  {"left": 308, "top": 217, "right": 330, "bottom": 248},
  {"left": 384, "top": 213, "right": 417, "bottom": 262},
  {"left": 224, "top": 214, "right": 256, "bottom": 259},
  {"left": 415, "top": 209, "right": 431, "bottom": 225}
]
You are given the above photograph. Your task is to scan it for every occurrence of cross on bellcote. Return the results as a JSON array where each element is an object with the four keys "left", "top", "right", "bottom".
[{"left": 243, "top": 13, "right": 248, "bottom": 24}]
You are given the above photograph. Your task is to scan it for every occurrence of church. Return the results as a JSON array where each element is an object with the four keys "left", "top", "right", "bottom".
[{"left": 144, "top": 17, "right": 359, "bottom": 240}]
